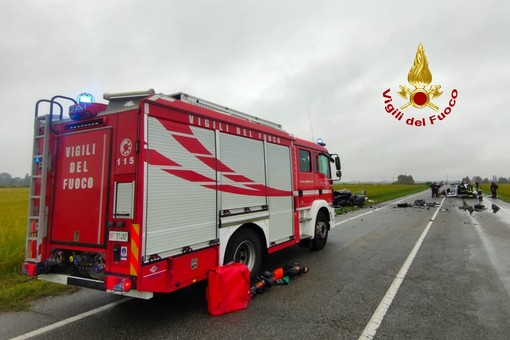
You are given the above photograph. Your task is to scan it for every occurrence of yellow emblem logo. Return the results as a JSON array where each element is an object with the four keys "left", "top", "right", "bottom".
[
  {"left": 382, "top": 43, "right": 458, "bottom": 127},
  {"left": 398, "top": 43, "right": 442, "bottom": 111}
]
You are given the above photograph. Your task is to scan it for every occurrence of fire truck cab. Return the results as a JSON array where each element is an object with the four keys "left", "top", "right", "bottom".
[{"left": 23, "top": 89, "right": 341, "bottom": 299}]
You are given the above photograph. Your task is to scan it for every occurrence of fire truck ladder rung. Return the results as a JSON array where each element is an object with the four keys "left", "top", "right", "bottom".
[
  {"left": 30, "top": 195, "right": 41, "bottom": 199},
  {"left": 28, "top": 216, "right": 40, "bottom": 220}
]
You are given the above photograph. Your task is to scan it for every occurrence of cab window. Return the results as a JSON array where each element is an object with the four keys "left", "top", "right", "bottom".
[
  {"left": 317, "top": 154, "right": 331, "bottom": 178},
  {"left": 299, "top": 149, "right": 311, "bottom": 172}
]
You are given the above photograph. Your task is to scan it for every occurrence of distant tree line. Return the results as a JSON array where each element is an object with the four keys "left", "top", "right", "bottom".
[
  {"left": 467, "top": 176, "right": 509, "bottom": 184},
  {"left": 393, "top": 174, "right": 509, "bottom": 185},
  {"left": 395, "top": 174, "right": 415, "bottom": 184},
  {"left": 0, "top": 172, "right": 30, "bottom": 187}
]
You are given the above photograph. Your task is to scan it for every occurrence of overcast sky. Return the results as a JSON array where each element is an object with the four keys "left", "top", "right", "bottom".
[{"left": 1, "top": 0, "right": 508, "bottom": 182}]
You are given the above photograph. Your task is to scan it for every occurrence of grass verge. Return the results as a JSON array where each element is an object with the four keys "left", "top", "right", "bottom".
[
  {"left": 480, "top": 183, "right": 510, "bottom": 203},
  {"left": 333, "top": 183, "right": 428, "bottom": 214},
  {"left": 0, "top": 187, "right": 76, "bottom": 313}
]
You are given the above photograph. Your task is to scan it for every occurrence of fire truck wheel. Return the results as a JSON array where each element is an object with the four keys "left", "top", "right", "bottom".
[
  {"left": 312, "top": 212, "right": 329, "bottom": 250},
  {"left": 224, "top": 228, "right": 262, "bottom": 276}
]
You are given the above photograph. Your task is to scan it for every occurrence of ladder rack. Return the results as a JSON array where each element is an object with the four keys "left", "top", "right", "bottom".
[{"left": 170, "top": 92, "right": 283, "bottom": 130}]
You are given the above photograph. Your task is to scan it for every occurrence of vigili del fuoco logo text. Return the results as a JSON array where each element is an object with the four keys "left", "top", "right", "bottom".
[{"left": 382, "top": 43, "right": 458, "bottom": 127}]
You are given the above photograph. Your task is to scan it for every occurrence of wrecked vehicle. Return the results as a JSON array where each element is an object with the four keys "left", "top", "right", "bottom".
[
  {"left": 333, "top": 189, "right": 366, "bottom": 207},
  {"left": 442, "top": 182, "right": 482, "bottom": 199}
]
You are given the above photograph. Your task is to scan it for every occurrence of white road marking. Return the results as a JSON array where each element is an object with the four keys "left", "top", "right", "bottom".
[
  {"left": 359, "top": 197, "right": 445, "bottom": 339},
  {"left": 471, "top": 197, "right": 510, "bottom": 297},
  {"left": 11, "top": 298, "right": 132, "bottom": 340},
  {"left": 484, "top": 197, "right": 510, "bottom": 220}
]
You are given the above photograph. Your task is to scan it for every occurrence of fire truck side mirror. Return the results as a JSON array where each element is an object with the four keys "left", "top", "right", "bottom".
[
  {"left": 334, "top": 156, "right": 341, "bottom": 179},
  {"left": 334, "top": 156, "right": 341, "bottom": 171}
]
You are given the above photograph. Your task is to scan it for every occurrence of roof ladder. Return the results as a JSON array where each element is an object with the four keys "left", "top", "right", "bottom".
[
  {"left": 24, "top": 96, "right": 72, "bottom": 265},
  {"left": 25, "top": 115, "right": 52, "bottom": 263}
]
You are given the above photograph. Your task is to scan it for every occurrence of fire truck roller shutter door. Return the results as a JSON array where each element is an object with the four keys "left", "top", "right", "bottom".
[{"left": 266, "top": 142, "right": 293, "bottom": 243}]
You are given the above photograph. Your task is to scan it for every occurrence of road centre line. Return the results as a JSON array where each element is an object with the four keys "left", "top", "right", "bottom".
[
  {"left": 334, "top": 191, "right": 426, "bottom": 227},
  {"left": 11, "top": 298, "right": 132, "bottom": 340},
  {"left": 358, "top": 196, "right": 445, "bottom": 340}
]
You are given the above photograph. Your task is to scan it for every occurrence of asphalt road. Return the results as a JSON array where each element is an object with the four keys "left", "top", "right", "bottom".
[{"left": 3, "top": 191, "right": 510, "bottom": 340}]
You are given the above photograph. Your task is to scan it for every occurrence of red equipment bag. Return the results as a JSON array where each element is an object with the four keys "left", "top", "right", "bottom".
[{"left": 206, "top": 263, "right": 251, "bottom": 316}]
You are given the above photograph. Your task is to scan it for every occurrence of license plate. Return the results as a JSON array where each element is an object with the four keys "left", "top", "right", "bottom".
[{"left": 109, "top": 231, "right": 129, "bottom": 242}]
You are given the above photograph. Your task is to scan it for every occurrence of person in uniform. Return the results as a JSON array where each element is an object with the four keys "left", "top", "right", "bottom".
[{"left": 490, "top": 182, "right": 499, "bottom": 199}]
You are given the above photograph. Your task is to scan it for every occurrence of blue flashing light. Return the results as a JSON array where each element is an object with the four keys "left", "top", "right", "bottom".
[
  {"left": 34, "top": 156, "right": 42, "bottom": 164},
  {"left": 77, "top": 93, "right": 95, "bottom": 104},
  {"left": 317, "top": 138, "right": 326, "bottom": 146}
]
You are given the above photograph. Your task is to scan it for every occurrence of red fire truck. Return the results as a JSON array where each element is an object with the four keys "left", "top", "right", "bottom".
[{"left": 23, "top": 89, "right": 341, "bottom": 299}]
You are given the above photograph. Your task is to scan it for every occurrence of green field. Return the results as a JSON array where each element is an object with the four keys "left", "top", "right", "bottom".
[
  {"left": 337, "top": 183, "right": 510, "bottom": 204},
  {"left": 0, "top": 188, "right": 76, "bottom": 312},
  {"left": 333, "top": 183, "right": 429, "bottom": 209},
  {"left": 480, "top": 183, "right": 510, "bottom": 202}
]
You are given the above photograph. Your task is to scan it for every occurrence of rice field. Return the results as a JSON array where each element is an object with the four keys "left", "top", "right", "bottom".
[
  {"left": 333, "top": 183, "right": 429, "bottom": 204},
  {"left": 0, "top": 187, "right": 76, "bottom": 312},
  {"left": 480, "top": 183, "right": 510, "bottom": 202},
  {"left": 0, "top": 188, "right": 27, "bottom": 276}
]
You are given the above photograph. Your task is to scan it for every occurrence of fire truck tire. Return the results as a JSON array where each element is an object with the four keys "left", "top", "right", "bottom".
[
  {"left": 223, "top": 228, "right": 263, "bottom": 277},
  {"left": 312, "top": 211, "right": 329, "bottom": 250},
  {"left": 224, "top": 228, "right": 263, "bottom": 276}
]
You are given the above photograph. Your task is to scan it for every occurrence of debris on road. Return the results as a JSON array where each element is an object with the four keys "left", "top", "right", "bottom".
[
  {"left": 459, "top": 201, "right": 475, "bottom": 213},
  {"left": 492, "top": 204, "right": 501, "bottom": 214},
  {"left": 396, "top": 200, "right": 440, "bottom": 208},
  {"left": 395, "top": 198, "right": 497, "bottom": 215},
  {"left": 458, "top": 200, "right": 493, "bottom": 214},
  {"left": 474, "top": 204, "right": 485, "bottom": 212}
]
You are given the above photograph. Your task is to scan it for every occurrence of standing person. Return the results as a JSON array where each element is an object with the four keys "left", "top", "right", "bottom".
[
  {"left": 490, "top": 182, "right": 499, "bottom": 198},
  {"left": 475, "top": 181, "right": 483, "bottom": 202},
  {"left": 430, "top": 182, "right": 439, "bottom": 198}
]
